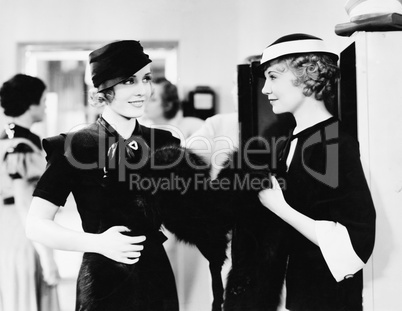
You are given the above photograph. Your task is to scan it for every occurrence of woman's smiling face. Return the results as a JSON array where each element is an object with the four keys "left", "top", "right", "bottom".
[
  {"left": 108, "top": 64, "right": 152, "bottom": 119},
  {"left": 261, "top": 61, "right": 305, "bottom": 115}
]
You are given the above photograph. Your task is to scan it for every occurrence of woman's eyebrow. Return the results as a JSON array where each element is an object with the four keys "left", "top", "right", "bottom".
[{"left": 267, "top": 69, "right": 281, "bottom": 74}]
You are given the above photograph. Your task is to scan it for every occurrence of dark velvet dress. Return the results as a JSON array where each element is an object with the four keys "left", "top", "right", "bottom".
[{"left": 33, "top": 117, "right": 180, "bottom": 311}]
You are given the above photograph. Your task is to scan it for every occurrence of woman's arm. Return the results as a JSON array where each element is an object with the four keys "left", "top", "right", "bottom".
[
  {"left": 26, "top": 197, "right": 146, "bottom": 264},
  {"left": 258, "top": 175, "right": 367, "bottom": 282},
  {"left": 258, "top": 175, "right": 318, "bottom": 245}
]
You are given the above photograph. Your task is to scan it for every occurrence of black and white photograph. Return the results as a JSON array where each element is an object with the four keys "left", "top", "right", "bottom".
[{"left": 1, "top": 0, "right": 402, "bottom": 310}]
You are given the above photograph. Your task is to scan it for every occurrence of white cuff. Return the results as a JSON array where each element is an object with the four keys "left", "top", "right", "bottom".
[{"left": 315, "top": 220, "right": 365, "bottom": 282}]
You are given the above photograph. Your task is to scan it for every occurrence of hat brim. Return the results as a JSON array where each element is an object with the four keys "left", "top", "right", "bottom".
[
  {"left": 98, "top": 76, "right": 127, "bottom": 92},
  {"left": 96, "top": 60, "right": 152, "bottom": 92},
  {"left": 257, "top": 39, "right": 339, "bottom": 77}
]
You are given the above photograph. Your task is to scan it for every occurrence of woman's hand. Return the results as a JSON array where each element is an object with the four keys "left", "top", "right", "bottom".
[
  {"left": 259, "top": 175, "right": 318, "bottom": 244},
  {"left": 27, "top": 198, "right": 148, "bottom": 262},
  {"left": 97, "top": 226, "right": 146, "bottom": 264},
  {"left": 34, "top": 244, "right": 61, "bottom": 286},
  {"left": 258, "top": 175, "right": 289, "bottom": 217},
  {"left": 41, "top": 255, "right": 61, "bottom": 286}
]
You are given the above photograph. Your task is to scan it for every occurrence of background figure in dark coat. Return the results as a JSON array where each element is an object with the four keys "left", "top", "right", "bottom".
[{"left": 0, "top": 74, "right": 60, "bottom": 311}]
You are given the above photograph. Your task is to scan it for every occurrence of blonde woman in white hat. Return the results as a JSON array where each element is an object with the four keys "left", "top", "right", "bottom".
[{"left": 257, "top": 33, "right": 376, "bottom": 311}]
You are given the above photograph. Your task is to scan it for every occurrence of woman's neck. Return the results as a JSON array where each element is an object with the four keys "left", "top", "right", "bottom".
[
  {"left": 10, "top": 113, "right": 34, "bottom": 129},
  {"left": 102, "top": 106, "right": 137, "bottom": 139},
  {"left": 292, "top": 98, "right": 333, "bottom": 135}
]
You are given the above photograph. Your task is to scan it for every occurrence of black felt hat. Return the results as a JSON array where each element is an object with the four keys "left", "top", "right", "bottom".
[
  {"left": 89, "top": 40, "right": 152, "bottom": 91},
  {"left": 256, "top": 33, "right": 338, "bottom": 77}
]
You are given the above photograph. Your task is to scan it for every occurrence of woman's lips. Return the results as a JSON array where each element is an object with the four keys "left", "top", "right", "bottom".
[{"left": 129, "top": 100, "right": 144, "bottom": 108}]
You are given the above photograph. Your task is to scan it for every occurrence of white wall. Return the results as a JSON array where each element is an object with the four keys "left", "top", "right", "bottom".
[
  {"left": 354, "top": 31, "right": 402, "bottom": 311},
  {"left": 0, "top": 0, "right": 351, "bottom": 116},
  {"left": 235, "top": 0, "right": 352, "bottom": 62}
]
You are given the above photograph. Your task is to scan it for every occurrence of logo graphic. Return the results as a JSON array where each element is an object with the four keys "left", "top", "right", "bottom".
[{"left": 301, "top": 121, "right": 339, "bottom": 188}]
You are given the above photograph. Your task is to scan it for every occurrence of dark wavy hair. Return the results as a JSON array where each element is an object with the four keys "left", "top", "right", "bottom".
[
  {"left": 0, "top": 74, "right": 46, "bottom": 117},
  {"left": 268, "top": 53, "right": 339, "bottom": 113},
  {"left": 153, "top": 77, "right": 180, "bottom": 120}
]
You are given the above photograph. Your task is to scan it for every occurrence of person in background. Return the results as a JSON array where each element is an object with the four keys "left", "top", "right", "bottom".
[
  {"left": 26, "top": 40, "right": 181, "bottom": 311},
  {"left": 257, "top": 33, "right": 376, "bottom": 310},
  {"left": 0, "top": 74, "right": 60, "bottom": 311},
  {"left": 186, "top": 55, "right": 262, "bottom": 179},
  {"left": 141, "top": 77, "right": 210, "bottom": 310},
  {"left": 170, "top": 55, "right": 264, "bottom": 310},
  {"left": 141, "top": 77, "right": 204, "bottom": 142}
]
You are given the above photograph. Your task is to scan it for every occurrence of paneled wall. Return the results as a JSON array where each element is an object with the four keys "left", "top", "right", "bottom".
[{"left": 353, "top": 31, "right": 402, "bottom": 311}]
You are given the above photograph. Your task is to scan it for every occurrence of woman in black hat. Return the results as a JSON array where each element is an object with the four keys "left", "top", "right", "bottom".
[
  {"left": 256, "top": 33, "right": 376, "bottom": 310},
  {"left": 26, "top": 41, "right": 181, "bottom": 311}
]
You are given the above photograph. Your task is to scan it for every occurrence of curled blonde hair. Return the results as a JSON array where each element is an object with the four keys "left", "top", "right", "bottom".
[
  {"left": 270, "top": 53, "right": 339, "bottom": 113},
  {"left": 88, "top": 87, "right": 115, "bottom": 108}
]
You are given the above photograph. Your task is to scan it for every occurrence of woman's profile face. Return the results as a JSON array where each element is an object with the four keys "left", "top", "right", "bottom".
[
  {"left": 144, "top": 83, "right": 165, "bottom": 121},
  {"left": 262, "top": 61, "right": 305, "bottom": 115},
  {"left": 109, "top": 64, "right": 152, "bottom": 119},
  {"left": 31, "top": 90, "right": 47, "bottom": 122}
]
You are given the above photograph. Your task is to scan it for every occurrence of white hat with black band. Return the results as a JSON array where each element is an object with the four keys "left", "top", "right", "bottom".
[{"left": 257, "top": 33, "right": 339, "bottom": 77}]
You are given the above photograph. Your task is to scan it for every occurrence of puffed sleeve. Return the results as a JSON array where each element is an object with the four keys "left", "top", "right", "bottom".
[
  {"left": 315, "top": 135, "right": 376, "bottom": 282},
  {"left": 33, "top": 134, "right": 74, "bottom": 207},
  {"left": 4, "top": 142, "right": 45, "bottom": 183}
]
